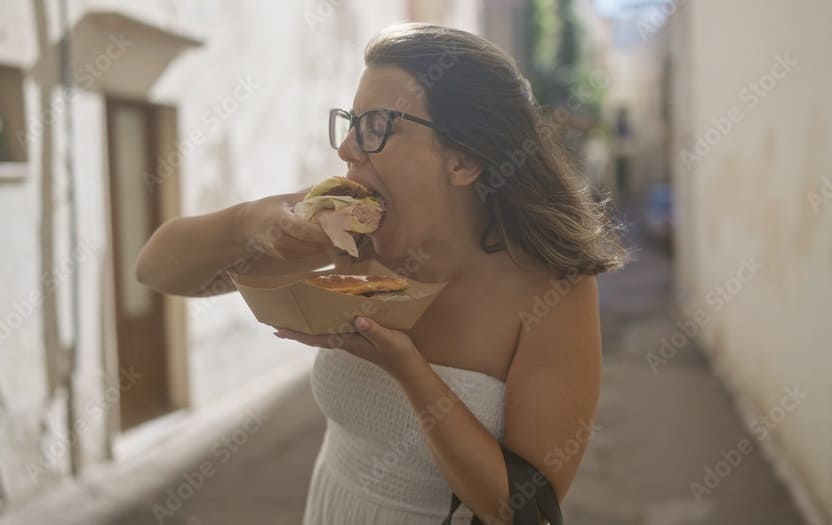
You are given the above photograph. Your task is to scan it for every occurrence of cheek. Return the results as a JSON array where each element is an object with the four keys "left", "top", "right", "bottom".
[
  {"left": 388, "top": 178, "right": 444, "bottom": 229},
  {"left": 374, "top": 151, "right": 444, "bottom": 203}
]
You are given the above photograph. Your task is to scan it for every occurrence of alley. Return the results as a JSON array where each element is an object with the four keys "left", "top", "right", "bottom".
[{"left": 562, "top": 210, "right": 806, "bottom": 524}]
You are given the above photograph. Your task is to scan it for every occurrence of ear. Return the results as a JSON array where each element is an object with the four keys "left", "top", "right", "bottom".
[{"left": 445, "top": 149, "right": 482, "bottom": 188}]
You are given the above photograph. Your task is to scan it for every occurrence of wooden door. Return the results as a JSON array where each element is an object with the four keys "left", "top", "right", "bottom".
[{"left": 106, "top": 98, "right": 172, "bottom": 430}]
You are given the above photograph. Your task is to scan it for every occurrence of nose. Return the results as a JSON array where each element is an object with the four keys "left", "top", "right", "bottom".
[{"left": 337, "top": 126, "right": 367, "bottom": 165}]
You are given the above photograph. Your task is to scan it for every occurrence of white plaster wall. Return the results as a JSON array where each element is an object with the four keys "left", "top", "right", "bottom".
[
  {"left": 0, "top": 77, "right": 53, "bottom": 508},
  {"left": 0, "top": 0, "right": 482, "bottom": 510},
  {"left": 672, "top": 0, "right": 832, "bottom": 520},
  {"left": 0, "top": 82, "right": 111, "bottom": 508}
]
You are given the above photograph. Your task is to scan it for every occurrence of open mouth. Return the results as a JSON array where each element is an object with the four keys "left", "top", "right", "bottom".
[
  {"left": 375, "top": 194, "right": 390, "bottom": 229},
  {"left": 377, "top": 209, "right": 387, "bottom": 228},
  {"left": 360, "top": 186, "right": 388, "bottom": 229},
  {"left": 364, "top": 185, "right": 385, "bottom": 205}
]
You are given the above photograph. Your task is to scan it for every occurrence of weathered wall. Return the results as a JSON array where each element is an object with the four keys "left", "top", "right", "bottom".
[
  {"left": 669, "top": 0, "right": 832, "bottom": 521},
  {"left": 2, "top": 0, "right": 491, "bottom": 512}
]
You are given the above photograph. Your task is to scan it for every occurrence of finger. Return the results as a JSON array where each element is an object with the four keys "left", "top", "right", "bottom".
[
  {"left": 274, "top": 328, "right": 369, "bottom": 351},
  {"left": 274, "top": 329, "right": 332, "bottom": 347},
  {"left": 278, "top": 205, "right": 332, "bottom": 244},
  {"left": 354, "top": 316, "right": 407, "bottom": 349},
  {"left": 326, "top": 331, "right": 374, "bottom": 356}
]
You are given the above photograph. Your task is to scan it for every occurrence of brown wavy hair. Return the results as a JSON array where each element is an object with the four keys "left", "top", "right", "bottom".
[{"left": 365, "top": 23, "right": 630, "bottom": 277}]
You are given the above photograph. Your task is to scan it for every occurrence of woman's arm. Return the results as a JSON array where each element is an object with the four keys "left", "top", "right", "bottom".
[
  {"left": 394, "top": 276, "right": 602, "bottom": 523},
  {"left": 136, "top": 188, "right": 333, "bottom": 297},
  {"left": 136, "top": 202, "right": 248, "bottom": 297}
]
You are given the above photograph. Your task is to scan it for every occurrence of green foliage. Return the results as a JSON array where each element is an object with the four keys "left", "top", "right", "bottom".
[
  {"left": 527, "top": 0, "right": 605, "bottom": 115},
  {"left": 530, "top": 0, "right": 560, "bottom": 74}
]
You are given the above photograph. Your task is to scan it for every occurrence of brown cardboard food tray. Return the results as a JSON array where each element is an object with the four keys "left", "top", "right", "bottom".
[{"left": 228, "top": 256, "right": 446, "bottom": 335}]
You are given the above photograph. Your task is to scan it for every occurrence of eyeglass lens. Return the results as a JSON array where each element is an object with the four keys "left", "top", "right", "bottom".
[{"left": 330, "top": 110, "right": 392, "bottom": 152}]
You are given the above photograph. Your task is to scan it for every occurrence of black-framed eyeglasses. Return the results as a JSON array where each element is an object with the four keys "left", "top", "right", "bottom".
[{"left": 329, "top": 107, "right": 447, "bottom": 153}]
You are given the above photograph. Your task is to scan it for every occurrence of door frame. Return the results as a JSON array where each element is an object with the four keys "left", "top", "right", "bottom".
[{"left": 101, "top": 95, "right": 189, "bottom": 446}]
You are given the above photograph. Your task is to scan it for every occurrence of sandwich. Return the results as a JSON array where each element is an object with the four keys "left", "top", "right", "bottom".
[
  {"left": 304, "top": 274, "right": 410, "bottom": 299},
  {"left": 292, "top": 177, "right": 385, "bottom": 257}
]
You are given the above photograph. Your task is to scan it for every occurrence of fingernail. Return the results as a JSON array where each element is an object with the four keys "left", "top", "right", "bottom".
[
  {"left": 355, "top": 317, "right": 370, "bottom": 331},
  {"left": 274, "top": 331, "right": 285, "bottom": 338}
]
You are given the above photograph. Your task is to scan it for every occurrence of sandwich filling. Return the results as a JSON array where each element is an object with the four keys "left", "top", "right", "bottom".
[
  {"left": 304, "top": 274, "right": 409, "bottom": 297},
  {"left": 293, "top": 177, "right": 385, "bottom": 257}
]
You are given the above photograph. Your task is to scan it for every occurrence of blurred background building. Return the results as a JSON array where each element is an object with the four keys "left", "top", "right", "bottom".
[{"left": 0, "top": 0, "right": 829, "bottom": 524}]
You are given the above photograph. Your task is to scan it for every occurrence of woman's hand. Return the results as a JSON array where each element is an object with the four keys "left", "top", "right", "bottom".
[
  {"left": 236, "top": 191, "right": 333, "bottom": 260},
  {"left": 274, "top": 317, "right": 427, "bottom": 381}
]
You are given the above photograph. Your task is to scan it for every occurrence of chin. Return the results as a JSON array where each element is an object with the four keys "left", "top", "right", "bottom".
[
  {"left": 368, "top": 231, "right": 406, "bottom": 266},
  {"left": 368, "top": 213, "right": 421, "bottom": 265}
]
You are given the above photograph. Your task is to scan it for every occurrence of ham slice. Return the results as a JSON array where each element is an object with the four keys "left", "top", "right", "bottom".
[
  {"left": 314, "top": 207, "right": 359, "bottom": 257},
  {"left": 293, "top": 187, "right": 384, "bottom": 257}
]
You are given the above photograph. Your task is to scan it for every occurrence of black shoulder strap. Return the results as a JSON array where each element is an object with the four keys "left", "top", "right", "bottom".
[
  {"left": 503, "top": 447, "right": 563, "bottom": 524},
  {"left": 442, "top": 492, "right": 484, "bottom": 525},
  {"left": 442, "top": 445, "right": 563, "bottom": 524}
]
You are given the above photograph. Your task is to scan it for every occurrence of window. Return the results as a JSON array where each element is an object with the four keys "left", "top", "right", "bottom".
[{"left": 0, "top": 64, "right": 28, "bottom": 181}]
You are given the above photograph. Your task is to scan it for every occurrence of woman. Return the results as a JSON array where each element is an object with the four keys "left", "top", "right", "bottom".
[{"left": 137, "top": 23, "right": 628, "bottom": 525}]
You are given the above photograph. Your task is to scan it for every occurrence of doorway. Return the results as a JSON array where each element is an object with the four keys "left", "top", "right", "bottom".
[{"left": 105, "top": 98, "right": 174, "bottom": 430}]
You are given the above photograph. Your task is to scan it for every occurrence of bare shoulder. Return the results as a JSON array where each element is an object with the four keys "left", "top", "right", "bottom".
[
  {"left": 511, "top": 267, "right": 601, "bottom": 366},
  {"left": 502, "top": 269, "right": 602, "bottom": 504},
  {"left": 506, "top": 253, "right": 598, "bottom": 308}
]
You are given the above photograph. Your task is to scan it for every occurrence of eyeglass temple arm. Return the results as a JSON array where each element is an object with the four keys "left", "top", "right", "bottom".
[{"left": 395, "top": 112, "right": 440, "bottom": 130}]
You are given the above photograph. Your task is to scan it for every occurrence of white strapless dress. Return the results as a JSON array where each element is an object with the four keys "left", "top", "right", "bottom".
[{"left": 302, "top": 347, "right": 507, "bottom": 525}]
